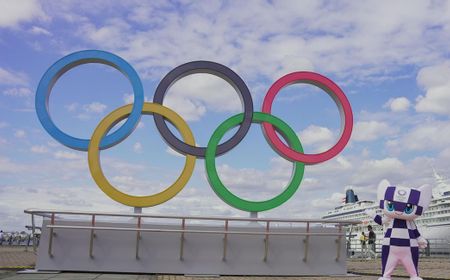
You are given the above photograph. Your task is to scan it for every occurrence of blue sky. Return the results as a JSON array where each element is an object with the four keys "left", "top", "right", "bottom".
[{"left": 1, "top": 0, "right": 450, "bottom": 231}]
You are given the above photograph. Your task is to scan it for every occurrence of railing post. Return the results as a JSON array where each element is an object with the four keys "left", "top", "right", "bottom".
[
  {"left": 136, "top": 216, "right": 141, "bottom": 259},
  {"left": 263, "top": 221, "right": 270, "bottom": 262},
  {"left": 31, "top": 213, "right": 36, "bottom": 253},
  {"left": 48, "top": 213, "right": 55, "bottom": 257},
  {"left": 89, "top": 215, "right": 96, "bottom": 258},
  {"left": 303, "top": 222, "right": 310, "bottom": 262},
  {"left": 180, "top": 218, "right": 185, "bottom": 260},
  {"left": 336, "top": 224, "right": 342, "bottom": 261},
  {"left": 223, "top": 220, "right": 228, "bottom": 261}
]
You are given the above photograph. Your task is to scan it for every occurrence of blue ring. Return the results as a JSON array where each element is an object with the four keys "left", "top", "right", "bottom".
[{"left": 35, "top": 50, "right": 144, "bottom": 151}]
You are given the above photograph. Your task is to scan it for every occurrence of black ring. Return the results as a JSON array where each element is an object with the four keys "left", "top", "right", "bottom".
[{"left": 153, "top": 61, "right": 253, "bottom": 158}]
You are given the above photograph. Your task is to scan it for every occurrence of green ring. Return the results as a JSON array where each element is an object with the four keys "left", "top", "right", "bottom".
[{"left": 205, "top": 112, "right": 305, "bottom": 212}]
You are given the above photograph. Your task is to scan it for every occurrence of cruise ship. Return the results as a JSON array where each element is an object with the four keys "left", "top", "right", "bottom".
[{"left": 322, "top": 170, "right": 450, "bottom": 252}]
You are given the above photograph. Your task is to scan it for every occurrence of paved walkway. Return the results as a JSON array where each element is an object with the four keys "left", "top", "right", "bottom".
[
  {"left": 1, "top": 246, "right": 449, "bottom": 279},
  {"left": 0, "top": 273, "right": 378, "bottom": 280},
  {"left": 0, "top": 247, "right": 34, "bottom": 269}
]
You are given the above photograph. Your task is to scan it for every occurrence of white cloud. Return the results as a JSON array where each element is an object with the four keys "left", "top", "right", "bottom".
[
  {"left": 351, "top": 157, "right": 405, "bottom": 185},
  {"left": 164, "top": 95, "right": 206, "bottom": 122},
  {"left": 122, "top": 93, "right": 150, "bottom": 105},
  {"left": 81, "top": 18, "right": 131, "bottom": 50},
  {"left": 384, "top": 97, "right": 411, "bottom": 112},
  {"left": 0, "top": 68, "right": 28, "bottom": 86},
  {"left": 65, "top": 103, "right": 78, "bottom": 112},
  {"left": 133, "top": 142, "right": 142, "bottom": 153},
  {"left": 0, "top": 0, "right": 47, "bottom": 28},
  {"left": 111, "top": 175, "right": 134, "bottom": 184},
  {"left": 353, "top": 121, "right": 390, "bottom": 142},
  {"left": 29, "top": 25, "right": 51, "bottom": 36},
  {"left": 415, "top": 62, "right": 450, "bottom": 115},
  {"left": 311, "top": 192, "right": 344, "bottom": 208},
  {"left": 416, "top": 86, "right": 450, "bottom": 115},
  {"left": 166, "top": 146, "right": 184, "bottom": 157},
  {"left": 52, "top": 0, "right": 450, "bottom": 85},
  {"left": 0, "top": 156, "right": 26, "bottom": 173},
  {"left": 30, "top": 145, "right": 48, "bottom": 154},
  {"left": 14, "top": 129, "right": 26, "bottom": 138},
  {"left": 163, "top": 74, "right": 242, "bottom": 122},
  {"left": 53, "top": 151, "right": 82, "bottom": 160},
  {"left": 4, "top": 0, "right": 450, "bottom": 231},
  {"left": 213, "top": 158, "right": 297, "bottom": 201},
  {"left": 298, "top": 125, "right": 334, "bottom": 147},
  {"left": 3, "top": 87, "right": 32, "bottom": 97},
  {"left": 123, "top": 93, "right": 134, "bottom": 104},
  {"left": 387, "top": 120, "right": 450, "bottom": 152},
  {"left": 83, "top": 102, "right": 107, "bottom": 113},
  {"left": 417, "top": 61, "right": 450, "bottom": 89}
]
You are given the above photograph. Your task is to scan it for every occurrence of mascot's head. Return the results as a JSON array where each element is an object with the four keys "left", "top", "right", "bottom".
[{"left": 377, "top": 182, "right": 432, "bottom": 221}]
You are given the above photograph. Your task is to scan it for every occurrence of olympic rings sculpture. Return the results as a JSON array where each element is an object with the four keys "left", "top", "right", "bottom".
[{"left": 36, "top": 50, "right": 353, "bottom": 212}]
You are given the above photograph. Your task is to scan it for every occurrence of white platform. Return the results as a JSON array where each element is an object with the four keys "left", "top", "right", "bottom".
[{"left": 36, "top": 219, "right": 347, "bottom": 276}]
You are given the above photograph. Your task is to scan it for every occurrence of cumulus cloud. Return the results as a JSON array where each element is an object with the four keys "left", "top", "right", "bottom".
[
  {"left": 415, "top": 62, "right": 450, "bottom": 115},
  {"left": 30, "top": 145, "right": 48, "bottom": 154},
  {"left": 65, "top": 103, "right": 78, "bottom": 112},
  {"left": 3, "top": 87, "right": 32, "bottom": 97},
  {"left": 164, "top": 96, "right": 207, "bottom": 122},
  {"left": 83, "top": 102, "right": 107, "bottom": 113},
  {"left": 351, "top": 157, "right": 405, "bottom": 186},
  {"left": 122, "top": 93, "right": 150, "bottom": 104},
  {"left": 0, "top": 156, "right": 26, "bottom": 173},
  {"left": 214, "top": 158, "right": 297, "bottom": 201},
  {"left": 45, "top": 0, "right": 450, "bottom": 84},
  {"left": 384, "top": 97, "right": 411, "bottom": 112},
  {"left": 133, "top": 142, "right": 142, "bottom": 153},
  {"left": 297, "top": 125, "right": 335, "bottom": 151},
  {"left": 387, "top": 120, "right": 450, "bottom": 152},
  {"left": 53, "top": 151, "right": 82, "bottom": 160},
  {"left": 163, "top": 74, "right": 242, "bottom": 122},
  {"left": 0, "top": 0, "right": 47, "bottom": 28},
  {"left": 352, "top": 121, "right": 391, "bottom": 142},
  {"left": 0, "top": 68, "right": 28, "bottom": 86},
  {"left": 14, "top": 129, "right": 26, "bottom": 138},
  {"left": 166, "top": 146, "right": 184, "bottom": 157},
  {"left": 311, "top": 192, "right": 344, "bottom": 209}
]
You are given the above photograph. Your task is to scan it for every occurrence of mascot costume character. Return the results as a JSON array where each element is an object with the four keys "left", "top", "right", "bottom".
[{"left": 365, "top": 183, "right": 432, "bottom": 280}]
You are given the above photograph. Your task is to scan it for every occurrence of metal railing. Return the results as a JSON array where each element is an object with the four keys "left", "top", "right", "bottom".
[
  {"left": 24, "top": 209, "right": 360, "bottom": 262},
  {"left": 423, "top": 239, "right": 450, "bottom": 257},
  {"left": 347, "top": 237, "right": 450, "bottom": 258}
]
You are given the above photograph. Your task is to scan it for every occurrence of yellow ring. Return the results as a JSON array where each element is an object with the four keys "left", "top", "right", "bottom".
[{"left": 88, "top": 103, "right": 196, "bottom": 207}]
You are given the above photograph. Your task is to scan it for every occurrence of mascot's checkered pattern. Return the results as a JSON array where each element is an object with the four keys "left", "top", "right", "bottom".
[{"left": 366, "top": 183, "right": 432, "bottom": 280}]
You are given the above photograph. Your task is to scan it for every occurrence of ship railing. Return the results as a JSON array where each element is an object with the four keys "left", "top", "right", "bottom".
[{"left": 24, "top": 208, "right": 359, "bottom": 262}]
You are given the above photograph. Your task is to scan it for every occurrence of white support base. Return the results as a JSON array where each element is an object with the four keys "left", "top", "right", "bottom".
[{"left": 36, "top": 219, "right": 347, "bottom": 275}]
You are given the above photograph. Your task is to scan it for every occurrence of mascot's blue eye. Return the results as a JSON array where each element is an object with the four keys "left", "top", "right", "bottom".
[
  {"left": 404, "top": 204, "right": 414, "bottom": 214},
  {"left": 386, "top": 201, "right": 395, "bottom": 211}
]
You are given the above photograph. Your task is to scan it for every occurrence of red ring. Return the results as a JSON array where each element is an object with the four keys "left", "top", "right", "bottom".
[{"left": 261, "top": 71, "right": 353, "bottom": 165}]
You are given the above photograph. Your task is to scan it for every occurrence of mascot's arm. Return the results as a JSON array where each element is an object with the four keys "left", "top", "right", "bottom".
[
  {"left": 412, "top": 221, "right": 427, "bottom": 249},
  {"left": 364, "top": 209, "right": 391, "bottom": 225}
]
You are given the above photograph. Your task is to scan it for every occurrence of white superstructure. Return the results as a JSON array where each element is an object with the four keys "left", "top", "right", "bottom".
[{"left": 322, "top": 170, "right": 450, "bottom": 248}]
